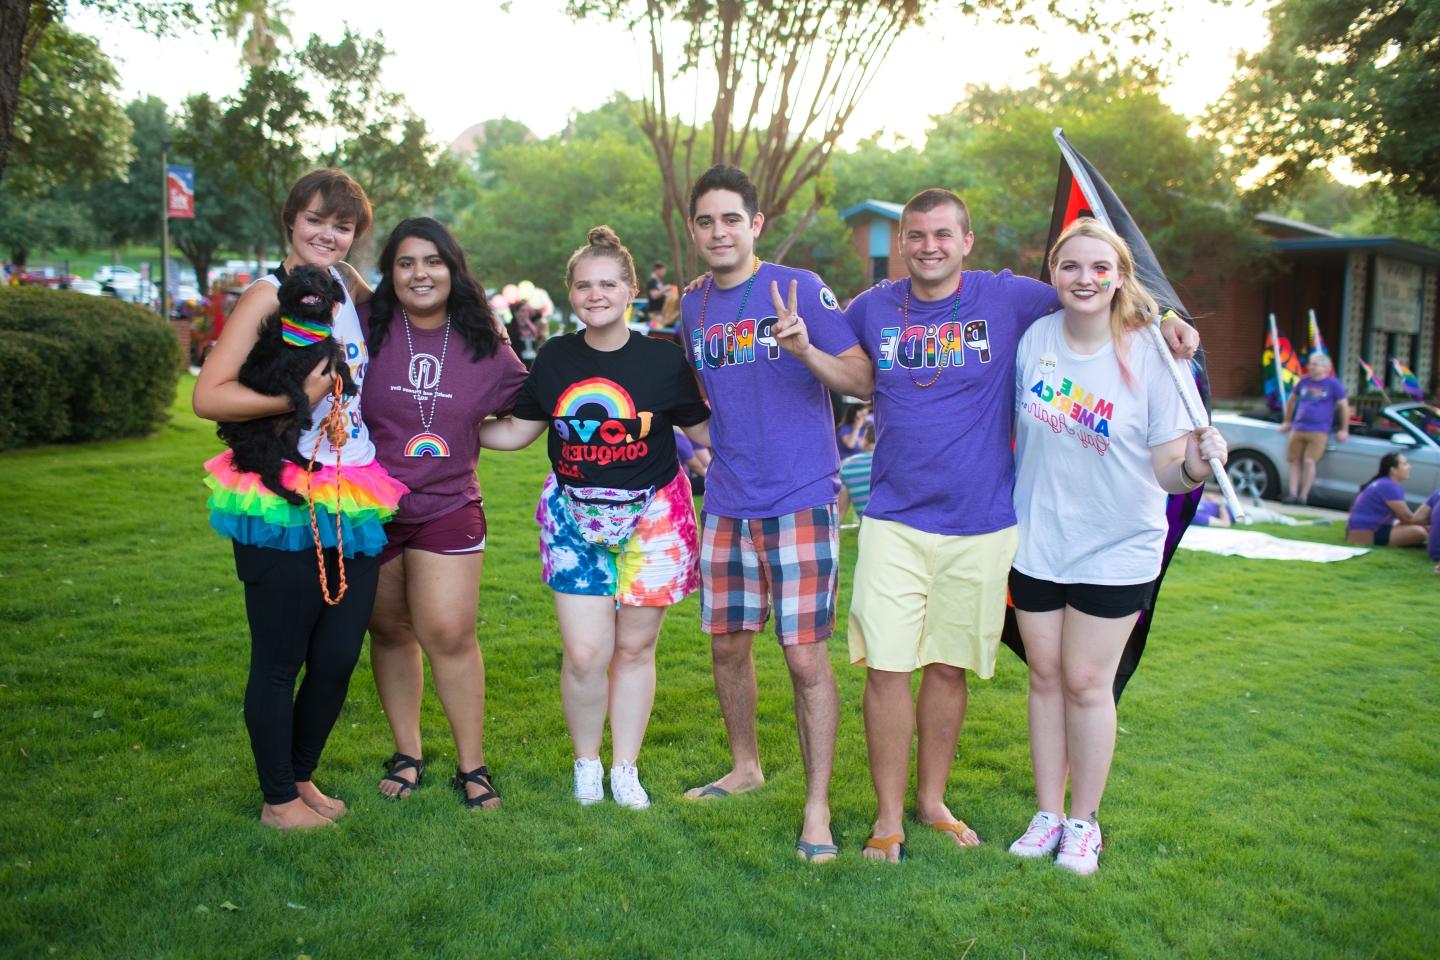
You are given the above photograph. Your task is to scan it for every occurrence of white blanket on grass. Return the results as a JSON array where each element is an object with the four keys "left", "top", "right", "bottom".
[{"left": 1179, "top": 526, "right": 1369, "bottom": 562}]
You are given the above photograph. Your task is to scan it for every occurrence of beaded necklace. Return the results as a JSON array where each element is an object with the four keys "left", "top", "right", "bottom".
[
  {"left": 698, "top": 256, "right": 762, "bottom": 337},
  {"left": 901, "top": 273, "right": 964, "bottom": 388}
]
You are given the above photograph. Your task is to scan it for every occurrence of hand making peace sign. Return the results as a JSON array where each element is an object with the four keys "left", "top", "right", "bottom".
[{"left": 770, "top": 278, "right": 810, "bottom": 356}]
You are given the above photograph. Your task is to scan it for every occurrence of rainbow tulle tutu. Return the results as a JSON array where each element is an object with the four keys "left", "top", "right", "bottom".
[{"left": 203, "top": 451, "right": 408, "bottom": 557}]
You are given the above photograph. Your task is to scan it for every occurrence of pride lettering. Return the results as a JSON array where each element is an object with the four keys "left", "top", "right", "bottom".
[
  {"left": 691, "top": 316, "right": 781, "bottom": 369},
  {"left": 877, "top": 319, "right": 991, "bottom": 370}
]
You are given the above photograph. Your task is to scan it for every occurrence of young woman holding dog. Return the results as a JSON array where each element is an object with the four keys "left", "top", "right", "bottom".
[
  {"left": 1006, "top": 219, "right": 1227, "bottom": 874},
  {"left": 480, "top": 226, "right": 711, "bottom": 809},
  {"left": 193, "top": 168, "right": 406, "bottom": 831},
  {"left": 359, "top": 218, "right": 528, "bottom": 808}
]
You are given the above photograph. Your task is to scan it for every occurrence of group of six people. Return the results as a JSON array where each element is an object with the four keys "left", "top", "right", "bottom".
[{"left": 193, "top": 163, "right": 1224, "bottom": 876}]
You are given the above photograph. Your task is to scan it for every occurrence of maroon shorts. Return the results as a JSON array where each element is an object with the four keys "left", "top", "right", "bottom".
[{"left": 379, "top": 500, "right": 487, "bottom": 566}]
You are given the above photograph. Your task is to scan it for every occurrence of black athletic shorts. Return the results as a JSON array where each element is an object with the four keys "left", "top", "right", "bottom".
[{"left": 1008, "top": 569, "right": 1154, "bottom": 620}]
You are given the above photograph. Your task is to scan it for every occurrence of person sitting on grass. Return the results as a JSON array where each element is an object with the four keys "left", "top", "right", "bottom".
[{"left": 1345, "top": 453, "right": 1429, "bottom": 548}]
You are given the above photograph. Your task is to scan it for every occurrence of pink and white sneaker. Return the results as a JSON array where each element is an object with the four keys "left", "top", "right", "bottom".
[
  {"left": 1054, "top": 817, "right": 1103, "bottom": 875},
  {"left": 1008, "top": 811, "right": 1064, "bottom": 858}
]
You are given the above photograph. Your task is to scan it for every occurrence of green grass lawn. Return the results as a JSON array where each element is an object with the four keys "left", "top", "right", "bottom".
[{"left": 2, "top": 378, "right": 1437, "bottom": 958}]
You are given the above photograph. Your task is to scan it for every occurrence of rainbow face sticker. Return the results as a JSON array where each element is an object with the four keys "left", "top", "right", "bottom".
[{"left": 1095, "top": 267, "right": 1112, "bottom": 291}]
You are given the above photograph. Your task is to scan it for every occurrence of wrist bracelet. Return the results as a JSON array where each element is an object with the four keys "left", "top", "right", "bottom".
[{"left": 1180, "top": 461, "right": 1202, "bottom": 488}]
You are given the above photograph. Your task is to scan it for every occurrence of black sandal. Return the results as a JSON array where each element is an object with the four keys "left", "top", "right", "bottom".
[
  {"left": 452, "top": 764, "right": 499, "bottom": 809},
  {"left": 380, "top": 752, "right": 425, "bottom": 798}
]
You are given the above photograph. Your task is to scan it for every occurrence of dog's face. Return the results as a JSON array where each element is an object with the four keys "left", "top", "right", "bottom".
[{"left": 277, "top": 266, "right": 346, "bottom": 323}]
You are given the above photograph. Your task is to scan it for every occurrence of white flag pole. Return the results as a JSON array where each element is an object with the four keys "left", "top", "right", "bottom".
[{"left": 1148, "top": 315, "right": 1246, "bottom": 523}]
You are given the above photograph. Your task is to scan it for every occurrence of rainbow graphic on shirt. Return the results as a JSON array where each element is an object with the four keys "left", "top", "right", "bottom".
[
  {"left": 405, "top": 432, "right": 450, "bottom": 458},
  {"left": 554, "top": 377, "right": 638, "bottom": 419}
]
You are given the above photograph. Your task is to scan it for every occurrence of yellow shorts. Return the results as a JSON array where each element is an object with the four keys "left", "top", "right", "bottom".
[{"left": 847, "top": 518, "right": 1018, "bottom": 677}]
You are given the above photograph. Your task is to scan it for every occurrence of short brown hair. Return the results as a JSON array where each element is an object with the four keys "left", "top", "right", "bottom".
[
  {"left": 900, "top": 188, "right": 971, "bottom": 236},
  {"left": 281, "top": 168, "right": 373, "bottom": 240}
]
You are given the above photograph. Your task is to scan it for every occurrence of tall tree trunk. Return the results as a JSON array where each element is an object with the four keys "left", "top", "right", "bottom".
[{"left": 0, "top": 0, "right": 55, "bottom": 185}]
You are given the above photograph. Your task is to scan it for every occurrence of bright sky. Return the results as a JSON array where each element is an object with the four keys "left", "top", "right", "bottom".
[{"left": 70, "top": 1, "right": 1273, "bottom": 149}]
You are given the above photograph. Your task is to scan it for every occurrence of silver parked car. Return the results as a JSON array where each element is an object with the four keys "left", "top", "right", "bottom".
[{"left": 1213, "top": 402, "right": 1440, "bottom": 509}]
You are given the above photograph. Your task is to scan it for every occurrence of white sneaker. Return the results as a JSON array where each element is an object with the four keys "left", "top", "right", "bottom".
[
  {"left": 573, "top": 756, "right": 604, "bottom": 805},
  {"left": 1008, "top": 811, "right": 1064, "bottom": 858},
  {"left": 609, "top": 761, "right": 651, "bottom": 809},
  {"left": 1054, "top": 817, "right": 1103, "bottom": 875}
]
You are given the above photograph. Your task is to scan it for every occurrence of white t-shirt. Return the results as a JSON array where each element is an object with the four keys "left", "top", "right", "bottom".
[
  {"left": 1011, "top": 311, "right": 1193, "bottom": 585},
  {"left": 255, "top": 269, "right": 376, "bottom": 466}
]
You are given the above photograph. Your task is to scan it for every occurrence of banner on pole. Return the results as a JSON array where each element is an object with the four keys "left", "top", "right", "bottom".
[{"left": 166, "top": 165, "right": 195, "bottom": 219}]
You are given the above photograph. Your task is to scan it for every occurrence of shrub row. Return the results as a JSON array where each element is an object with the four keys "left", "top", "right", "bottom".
[{"left": 0, "top": 288, "right": 181, "bottom": 451}]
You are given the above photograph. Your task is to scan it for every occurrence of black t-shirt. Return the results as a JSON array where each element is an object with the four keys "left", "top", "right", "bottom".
[{"left": 513, "top": 331, "right": 709, "bottom": 490}]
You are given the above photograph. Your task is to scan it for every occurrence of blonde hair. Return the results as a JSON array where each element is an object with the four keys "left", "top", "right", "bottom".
[
  {"left": 1048, "top": 218, "right": 1158, "bottom": 384},
  {"left": 565, "top": 225, "right": 638, "bottom": 292}
]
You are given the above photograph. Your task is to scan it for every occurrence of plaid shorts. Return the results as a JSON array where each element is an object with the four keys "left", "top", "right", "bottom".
[{"left": 699, "top": 505, "right": 839, "bottom": 646}]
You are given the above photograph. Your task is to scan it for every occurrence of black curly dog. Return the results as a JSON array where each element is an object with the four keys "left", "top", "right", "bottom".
[{"left": 216, "top": 266, "right": 357, "bottom": 505}]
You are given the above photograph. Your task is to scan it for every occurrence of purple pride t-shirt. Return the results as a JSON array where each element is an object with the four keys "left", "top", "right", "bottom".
[
  {"left": 1347, "top": 477, "right": 1406, "bottom": 533},
  {"left": 844, "top": 271, "right": 1058, "bottom": 536},
  {"left": 1292, "top": 375, "right": 1347, "bottom": 433},
  {"left": 680, "top": 262, "right": 856, "bottom": 518}
]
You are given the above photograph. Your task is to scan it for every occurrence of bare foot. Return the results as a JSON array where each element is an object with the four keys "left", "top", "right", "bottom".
[
  {"left": 260, "top": 798, "right": 334, "bottom": 831},
  {"left": 296, "top": 781, "right": 347, "bottom": 820},
  {"left": 682, "top": 768, "right": 764, "bottom": 800},
  {"left": 917, "top": 801, "right": 981, "bottom": 847}
]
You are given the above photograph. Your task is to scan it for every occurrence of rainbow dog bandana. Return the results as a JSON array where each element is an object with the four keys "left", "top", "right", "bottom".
[{"left": 281, "top": 315, "right": 332, "bottom": 347}]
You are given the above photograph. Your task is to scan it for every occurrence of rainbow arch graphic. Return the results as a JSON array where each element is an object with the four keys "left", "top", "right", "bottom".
[
  {"left": 405, "top": 433, "right": 450, "bottom": 457},
  {"left": 553, "top": 377, "right": 637, "bottom": 419}
]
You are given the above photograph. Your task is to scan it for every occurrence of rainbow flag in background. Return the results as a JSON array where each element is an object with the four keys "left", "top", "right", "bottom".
[
  {"left": 1307, "top": 311, "right": 1327, "bottom": 359},
  {"left": 1262, "top": 331, "right": 1303, "bottom": 410},
  {"left": 1358, "top": 356, "right": 1387, "bottom": 394},
  {"left": 1390, "top": 358, "right": 1425, "bottom": 401}
]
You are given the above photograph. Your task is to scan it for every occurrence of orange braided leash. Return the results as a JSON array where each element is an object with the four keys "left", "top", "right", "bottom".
[{"left": 306, "top": 377, "right": 349, "bottom": 605}]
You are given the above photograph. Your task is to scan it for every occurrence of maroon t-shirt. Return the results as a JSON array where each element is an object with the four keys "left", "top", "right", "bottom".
[{"left": 361, "top": 305, "right": 529, "bottom": 523}]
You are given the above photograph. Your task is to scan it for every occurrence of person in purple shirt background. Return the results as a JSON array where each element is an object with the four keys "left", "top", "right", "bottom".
[
  {"left": 1345, "top": 452, "right": 1429, "bottom": 548},
  {"left": 678, "top": 164, "right": 872, "bottom": 864},
  {"left": 1281, "top": 352, "right": 1349, "bottom": 504}
]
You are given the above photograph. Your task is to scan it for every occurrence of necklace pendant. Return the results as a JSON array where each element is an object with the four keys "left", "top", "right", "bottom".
[{"left": 405, "top": 432, "right": 450, "bottom": 458}]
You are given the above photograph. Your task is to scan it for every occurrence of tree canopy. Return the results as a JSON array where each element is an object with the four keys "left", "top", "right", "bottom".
[
  {"left": 1208, "top": 0, "right": 1440, "bottom": 203},
  {"left": 567, "top": 0, "right": 1180, "bottom": 272}
]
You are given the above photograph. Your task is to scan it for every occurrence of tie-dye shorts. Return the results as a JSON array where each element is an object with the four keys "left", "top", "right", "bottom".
[{"left": 536, "top": 469, "right": 699, "bottom": 606}]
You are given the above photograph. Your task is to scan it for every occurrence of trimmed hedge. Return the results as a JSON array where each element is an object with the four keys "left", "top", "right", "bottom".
[{"left": 0, "top": 288, "right": 181, "bottom": 452}]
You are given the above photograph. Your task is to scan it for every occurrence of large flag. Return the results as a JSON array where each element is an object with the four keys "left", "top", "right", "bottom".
[
  {"left": 1000, "top": 129, "right": 1211, "bottom": 701},
  {"left": 1262, "top": 328, "right": 1303, "bottom": 410},
  {"left": 1390, "top": 357, "right": 1425, "bottom": 401}
]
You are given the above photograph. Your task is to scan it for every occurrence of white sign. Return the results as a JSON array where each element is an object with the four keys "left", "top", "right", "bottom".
[{"left": 1373, "top": 257, "right": 1423, "bottom": 334}]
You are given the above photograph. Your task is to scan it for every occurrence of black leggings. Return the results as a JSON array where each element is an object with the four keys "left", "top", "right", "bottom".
[{"left": 234, "top": 543, "right": 380, "bottom": 804}]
